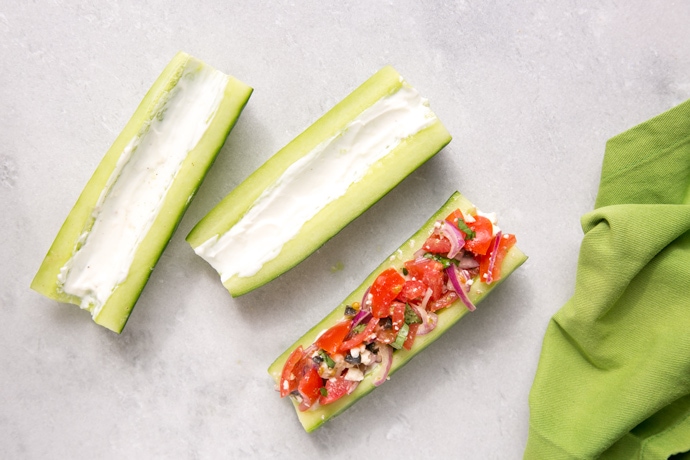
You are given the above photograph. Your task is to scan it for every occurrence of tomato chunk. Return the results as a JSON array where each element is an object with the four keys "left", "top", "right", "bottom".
[
  {"left": 464, "top": 215, "right": 494, "bottom": 255},
  {"left": 340, "top": 316, "right": 378, "bottom": 351},
  {"left": 445, "top": 209, "right": 465, "bottom": 226},
  {"left": 319, "top": 375, "right": 358, "bottom": 405},
  {"left": 280, "top": 346, "right": 304, "bottom": 397},
  {"left": 479, "top": 233, "right": 517, "bottom": 283},
  {"left": 397, "top": 279, "right": 428, "bottom": 303},
  {"left": 297, "top": 366, "right": 324, "bottom": 411},
  {"left": 370, "top": 268, "right": 405, "bottom": 318},
  {"left": 428, "top": 290, "right": 459, "bottom": 312},
  {"left": 422, "top": 232, "right": 451, "bottom": 254},
  {"left": 403, "top": 323, "right": 419, "bottom": 350},
  {"left": 446, "top": 208, "right": 476, "bottom": 239},
  {"left": 315, "top": 320, "right": 352, "bottom": 355},
  {"left": 375, "top": 323, "right": 398, "bottom": 344},
  {"left": 404, "top": 258, "right": 444, "bottom": 301},
  {"left": 390, "top": 301, "right": 406, "bottom": 332}
]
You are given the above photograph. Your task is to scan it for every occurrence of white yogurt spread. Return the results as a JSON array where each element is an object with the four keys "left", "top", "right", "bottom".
[
  {"left": 58, "top": 59, "right": 228, "bottom": 315},
  {"left": 195, "top": 84, "right": 437, "bottom": 281}
]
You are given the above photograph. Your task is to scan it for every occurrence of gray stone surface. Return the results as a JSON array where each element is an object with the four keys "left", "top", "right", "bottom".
[{"left": 2, "top": 1, "right": 689, "bottom": 458}]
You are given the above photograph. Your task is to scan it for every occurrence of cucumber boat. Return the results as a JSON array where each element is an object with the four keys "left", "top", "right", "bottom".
[
  {"left": 268, "top": 192, "right": 527, "bottom": 432},
  {"left": 31, "top": 52, "right": 253, "bottom": 333},
  {"left": 187, "top": 66, "right": 452, "bottom": 296}
]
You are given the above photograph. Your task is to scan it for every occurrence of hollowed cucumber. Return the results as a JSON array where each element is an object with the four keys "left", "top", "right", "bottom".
[
  {"left": 31, "top": 52, "right": 252, "bottom": 333},
  {"left": 268, "top": 192, "right": 527, "bottom": 431}
]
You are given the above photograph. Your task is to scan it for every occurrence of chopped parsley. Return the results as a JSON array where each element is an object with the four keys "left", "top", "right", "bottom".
[
  {"left": 390, "top": 323, "right": 410, "bottom": 350},
  {"left": 319, "top": 387, "right": 328, "bottom": 397},
  {"left": 402, "top": 267, "right": 409, "bottom": 276},
  {"left": 319, "top": 350, "right": 335, "bottom": 368},
  {"left": 424, "top": 252, "right": 454, "bottom": 268},
  {"left": 351, "top": 322, "right": 366, "bottom": 335},
  {"left": 404, "top": 303, "right": 422, "bottom": 325},
  {"left": 456, "top": 218, "right": 476, "bottom": 240}
]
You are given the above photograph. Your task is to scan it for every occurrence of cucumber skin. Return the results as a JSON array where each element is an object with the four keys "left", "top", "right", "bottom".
[
  {"left": 31, "top": 52, "right": 253, "bottom": 333},
  {"left": 267, "top": 192, "right": 528, "bottom": 432},
  {"left": 187, "top": 66, "right": 452, "bottom": 297}
]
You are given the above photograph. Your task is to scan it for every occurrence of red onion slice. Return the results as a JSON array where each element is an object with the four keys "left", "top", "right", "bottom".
[
  {"left": 372, "top": 345, "right": 393, "bottom": 386},
  {"left": 456, "top": 254, "right": 479, "bottom": 269},
  {"left": 361, "top": 286, "right": 371, "bottom": 311},
  {"left": 350, "top": 287, "right": 373, "bottom": 332},
  {"left": 440, "top": 220, "right": 465, "bottom": 259},
  {"left": 413, "top": 248, "right": 427, "bottom": 260},
  {"left": 485, "top": 231, "right": 502, "bottom": 284},
  {"left": 352, "top": 309, "right": 369, "bottom": 324},
  {"left": 460, "top": 269, "right": 472, "bottom": 288},
  {"left": 445, "top": 265, "right": 477, "bottom": 312},
  {"left": 350, "top": 310, "right": 372, "bottom": 331},
  {"left": 419, "top": 288, "right": 433, "bottom": 311}
]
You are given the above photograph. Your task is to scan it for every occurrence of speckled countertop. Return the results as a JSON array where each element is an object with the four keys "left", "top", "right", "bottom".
[{"left": 2, "top": 2, "right": 689, "bottom": 458}]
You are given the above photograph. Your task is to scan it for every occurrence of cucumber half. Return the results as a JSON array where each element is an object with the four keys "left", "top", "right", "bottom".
[
  {"left": 31, "top": 52, "right": 253, "bottom": 333},
  {"left": 267, "top": 192, "right": 528, "bottom": 432},
  {"left": 187, "top": 66, "right": 452, "bottom": 296}
]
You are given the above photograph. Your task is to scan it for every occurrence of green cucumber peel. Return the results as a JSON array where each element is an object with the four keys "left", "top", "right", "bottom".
[
  {"left": 31, "top": 52, "right": 252, "bottom": 333},
  {"left": 187, "top": 66, "right": 452, "bottom": 297},
  {"left": 268, "top": 192, "right": 528, "bottom": 432}
]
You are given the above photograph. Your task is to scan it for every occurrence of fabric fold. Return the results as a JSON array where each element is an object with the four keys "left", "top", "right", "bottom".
[{"left": 525, "top": 99, "right": 690, "bottom": 459}]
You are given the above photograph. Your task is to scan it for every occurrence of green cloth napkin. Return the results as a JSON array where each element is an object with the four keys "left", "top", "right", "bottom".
[{"left": 525, "top": 99, "right": 690, "bottom": 459}]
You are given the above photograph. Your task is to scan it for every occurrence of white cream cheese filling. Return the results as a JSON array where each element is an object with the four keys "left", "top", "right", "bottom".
[
  {"left": 195, "top": 83, "right": 437, "bottom": 281},
  {"left": 58, "top": 59, "right": 229, "bottom": 315}
]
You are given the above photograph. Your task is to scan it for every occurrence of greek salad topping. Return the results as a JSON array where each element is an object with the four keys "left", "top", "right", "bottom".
[{"left": 278, "top": 207, "right": 516, "bottom": 411}]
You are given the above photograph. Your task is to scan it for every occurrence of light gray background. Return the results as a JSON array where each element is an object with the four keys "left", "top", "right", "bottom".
[{"left": 2, "top": 1, "right": 689, "bottom": 458}]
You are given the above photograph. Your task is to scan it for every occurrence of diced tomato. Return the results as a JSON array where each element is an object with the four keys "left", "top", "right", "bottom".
[
  {"left": 422, "top": 232, "right": 451, "bottom": 254},
  {"left": 445, "top": 209, "right": 464, "bottom": 223},
  {"left": 315, "top": 320, "right": 352, "bottom": 355},
  {"left": 428, "top": 290, "right": 459, "bottom": 312},
  {"left": 404, "top": 257, "right": 443, "bottom": 279},
  {"left": 479, "top": 233, "right": 517, "bottom": 283},
  {"left": 404, "top": 258, "right": 444, "bottom": 301},
  {"left": 397, "top": 279, "right": 428, "bottom": 303},
  {"left": 375, "top": 324, "right": 397, "bottom": 344},
  {"left": 479, "top": 250, "right": 490, "bottom": 279},
  {"left": 319, "top": 375, "right": 358, "bottom": 405},
  {"left": 445, "top": 209, "right": 465, "bottom": 226},
  {"left": 297, "top": 366, "right": 324, "bottom": 411},
  {"left": 339, "top": 316, "right": 378, "bottom": 351},
  {"left": 446, "top": 208, "right": 476, "bottom": 240},
  {"left": 370, "top": 268, "right": 405, "bottom": 318},
  {"left": 464, "top": 215, "right": 494, "bottom": 255},
  {"left": 390, "top": 302, "right": 406, "bottom": 332},
  {"left": 425, "top": 268, "right": 444, "bottom": 301},
  {"left": 280, "top": 346, "right": 304, "bottom": 397},
  {"left": 403, "top": 323, "right": 419, "bottom": 350}
]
